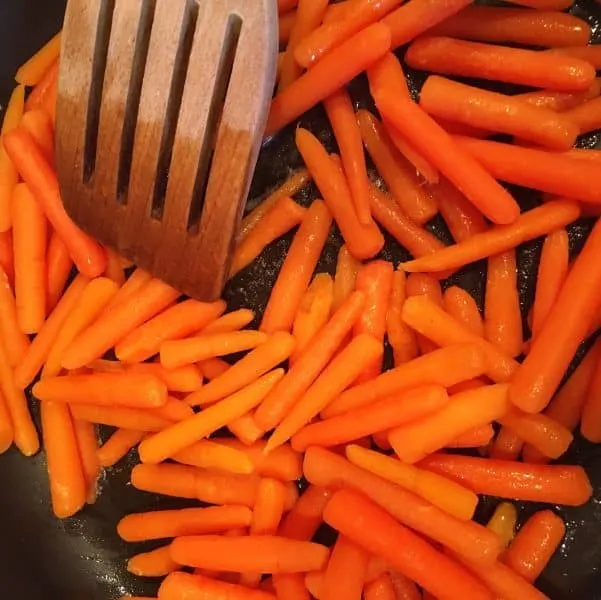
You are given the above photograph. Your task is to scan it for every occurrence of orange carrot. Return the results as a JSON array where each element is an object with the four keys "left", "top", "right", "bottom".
[
  {"left": 374, "top": 92, "right": 520, "bottom": 226},
  {"left": 15, "top": 32, "right": 61, "bottom": 86},
  {"left": 40, "top": 401, "right": 86, "bottom": 518},
  {"left": 389, "top": 384, "right": 510, "bottom": 464},
  {"left": 0, "top": 231, "right": 13, "bottom": 285},
  {"left": 73, "top": 418, "right": 100, "bottom": 503},
  {"left": 503, "top": 510, "right": 566, "bottom": 582},
  {"left": 295, "top": 130, "right": 384, "bottom": 260},
  {"left": 406, "top": 273, "right": 443, "bottom": 355},
  {"left": 265, "top": 334, "right": 383, "bottom": 453},
  {"left": 324, "top": 88, "right": 372, "bottom": 225},
  {"left": 126, "top": 362, "right": 202, "bottom": 394},
  {"left": 357, "top": 110, "right": 438, "bottom": 225},
  {"left": 431, "top": 6, "right": 590, "bottom": 48},
  {"left": 486, "top": 502, "right": 518, "bottom": 550},
  {"left": 279, "top": 10, "right": 297, "bottom": 47},
  {"left": 402, "top": 200, "right": 580, "bottom": 274},
  {"left": 516, "top": 80, "right": 601, "bottom": 112},
  {"left": 443, "top": 286, "right": 483, "bottom": 338},
  {"left": 201, "top": 309, "right": 255, "bottom": 336},
  {"left": 127, "top": 544, "right": 179, "bottom": 578},
  {"left": 322, "top": 535, "right": 369, "bottom": 600},
  {"left": 547, "top": 44, "right": 601, "bottom": 68},
  {"left": 273, "top": 574, "right": 310, "bottom": 600},
  {"left": 104, "top": 267, "right": 152, "bottom": 313},
  {"left": 118, "top": 506, "right": 253, "bottom": 542},
  {"left": 346, "top": 444, "right": 478, "bottom": 521},
  {"left": 364, "top": 574, "right": 397, "bottom": 600},
  {"left": 227, "top": 413, "right": 265, "bottom": 446},
  {"left": 419, "top": 453, "right": 592, "bottom": 506},
  {"left": 97, "top": 428, "right": 144, "bottom": 467},
  {"left": 0, "top": 389, "right": 13, "bottom": 453},
  {"left": 46, "top": 232, "right": 73, "bottom": 311},
  {"left": 172, "top": 439, "right": 254, "bottom": 475},
  {"left": 564, "top": 95, "right": 601, "bottom": 135},
  {"left": 266, "top": 23, "right": 392, "bottom": 136},
  {"left": 260, "top": 199, "right": 332, "bottom": 333},
  {"left": 324, "top": 343, "right": 487, "bottom": 418},
  {"left": 3, "top": 128, "right": 106, "bottom": 276},
  {"left": 420, "top": 75, "right": 578, "bottom": 151},
  {"left": 139, "top": 369, "right": 284, "bottom": 464},
  {"left": 231, "top": 197, "right": 306, "bottom": 277},
  {"left": 386, "top": 270, "right": 418, "bottom": 366},
  {"left": 159, "top": 572, "right": 276, "bottom": 600},
  {"left": 278, "top": 0, "right": 299, "bottom": 14},
  {"left": 406, "top": 36, "right": 595, "bottom": 91},
  {"left": 293, "top": 0, "right": 401, "bottom": 69},
  {"left": 447, "top": 424, "right": 495, "bottom": 448},
  {"left": 324, "top": 489, "right": 494, "bottom": 600},
  {"left": 332, "top": 245, "right": 359, "bottom": 311},
  {"left": 198, "top": 357, "right": 230, "bottom": 381},
  {"left": 70, "top": 404, "right": 172, "bottom": 432},
  {"left": 292, "top": 385, "right": 448, "bottom": 452},
  {"left": 20, "top": 109, "right": 55, "bottom": 165},
  {"left": 152, "top": 397, "right": 195, "bottom": 423},
  {"left": 170, "top": 535, "right": 329, "bottom": 573},
  {"left": 291, "top": 273, "right": 333, "bottom": 362},
  {"left": 304, "top": 447, "right": 502, "bottom": 565},
  {"left": 0, "top": 265, "right": 29, "bottom": 368},
  {"left": 24, "top": 59, "right": 58, "bottom": 112},
  {"left": 511, "top": 218, "right": 601, "bottom": 413}
]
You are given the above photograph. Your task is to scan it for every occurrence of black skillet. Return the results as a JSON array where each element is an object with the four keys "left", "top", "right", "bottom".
[{"left": 1, "top": 1, "right": 601, "bottom": 598}]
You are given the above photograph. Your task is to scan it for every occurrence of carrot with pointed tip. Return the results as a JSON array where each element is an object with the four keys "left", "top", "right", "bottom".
[
  {"left": 159, "top": 572, "right": 276, "bottom": 600},
  {"left": 0, "top": 266, "right": 29, "bottom": 368},
  {"left": 128, "top": 544, "right": 179, "bottom": 578},
  {"left": 104, "top": 267, "right": 152, "bottom": 313},
  {"left": 97, "top": 428, "right": 145, "bottom": 468},
  {"left": 444, "top": 286, "right": 483, "bottom": 338},
  {"left": 201, "top": 309, "right": 255, "bottom": 335},
  {"left": 46, "top": 232, "right": 73, "bottom": 311},
  {"left": 228, "top": 413, "right": 265, "bottom": 446},
  {"left": 333, "top": 245, "right": 359, "bottom": 311},
  {"left": 73, "top": 418, "right": 100, "bottom": 503},
  {"left": 386, "top": 270, "right": 418, "bottom": 366},
  {"left": 16, "top": 32, "right": 61, "bottom": 85}
]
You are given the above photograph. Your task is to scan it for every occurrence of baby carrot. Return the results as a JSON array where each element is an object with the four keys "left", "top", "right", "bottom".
[
  {"left": 444, "top": 286, "right": 483, "bottom": 338},
  {"left": 71, "top": 404, "right": 173, "bottom": 432},
  {"left": 386, "top": 270, "right": 418, "bottom": 366},
  {"left": 487, "top": 502, "right": 518, "bottom": 550},
  {"left": 324, "top": 343, "right": 487, "bottom": 418},
  {"left": 20, "top": 109, "right": 55, "bottom": 167},
  {"left": 490, "top": 428, "right": 524, "bottom": 461},
  {"left": 173, "top": 439, "right": 254, "bottom": 475},
  {"left": 102, "top": 247, "right": 125, "bottom": 286},
  {"left": 292, "top": 385, "right": 449, "bottom": 452},
  {"left": 547, "top": 44, "right": 601, "bottom": 68},
  {"left": 296, "top": 130, "right": 384, "bottom": 260},
  {"left": 227, "top": 413, "right": 264, "bottom": 446},
  {"left": 402, "top": 200, "right": 580, "bottom": 274},
  {"left": 0, "top": 231, "right": 13, "bottom": 285},
  {"left": 15, "top": 32, "right": 61, "bottom": 85},
  {"left": 267, "top": 23, "right": 391, "bottom": 136},
  {"left": 24, "top": 58, "right": 58, "bottom": 112},
  {"left": 324, "top": 88, "right": 371, "bottom": 225},
  {"left": 97, "top": 429, "right": 144, "bottom": 467},
  {"left": 322, "top": 535, "right": 369, "bottom": 600},
  {"left": 46, "top": 232, "right": 73, "bottom": 311},
  {"left": 516, "top": 81, "right": 601, "bottom": 112},
  {"left": 187, "top": 332, "right": 295, "bottom": 407},
  {"left": 406, "top": 273, "right": 443, "bottom": 355},
  {"left": 564, "top": 95, "right": 601, "bottom": 135},
  {"left": 364, "top": 574, "right": 397, "bottom": 600},
  {"left": 115, "top": 298, "right": 226, "bottom": 364},
  {"left": 332, "top": 245, "right": 359, "bottom": 311},
  {"left": 448, "top": 424, "right": 495, "bottom": 449},
  {"left": 431, "top": 6, "right": 590, "bottom": 48},
  {"left": 357, "top": 110, "right": 438, "bottom": 225},
  {"left": 159, "top": 572, "right": 276, "bottom": 600},
  {"left": 511, "top": 218, "right": 601, "bottom": 413},
  {"left": 324, "top": 489, "right": 494, "bottom": 600},
  {"left": 231, "top": 197, "right": 306, "bottom": 277},
  {"left": 198, "top": 357, "right": 230, "bottom": 381},
  {"left": 278, "top": 0, "right": 298, "bottom": 13},
  {"left": 128, "top": 544, "right": 179, "bottom": 578},
  {"left": 201, "top": 309, "right": 255, "bottom": 336},
  {"left": 0, "top": 265, "right": 29, "bottom": 367},
  {"left": 118, "top": 506, "right": 253, "bottom": 542},
  {"left": 104, "top": 267, "right": 152, "bottom": 313},
  {"left": 0, "top": 390, "right": 13, "bottom": 453},
  {"left": 503, "top": 510, "right": 566, "bottom": 582},
  {"left": 304, "top": 447, "right": 502, "bottom": 565},
  {"left": 127, "top": 363, "right": 202, "bottom": 393},
  {"left": 273, "top": 574, "right": 309, "bottom": 600},
  {"left": 406, "top": 36, "right": 595, "bottom": 91},
  {"left": 139, "top": 369, "right": 284, "bottom": 464},
  {"left": 419, "top": 454, "right": 592, "bottom": 506},
  {"left": 73, "top": 418, "right": 100, "bottom": 503}
]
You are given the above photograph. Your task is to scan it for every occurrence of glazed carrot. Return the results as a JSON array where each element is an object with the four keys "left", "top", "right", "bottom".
[
  {"left": 198, "top": 357, "right": 230, "bottom": 382},
  {"left": 116, "top": 298, "right": 226, "bottom": 364},
  {"left": 490, "top": 428, "right": 524, "bottom": 461},
  {"left": 278, "top": 10, "right": 296, "bottom": 46},
  {"left": 431, "top": 7, "right": 590, "bottom": 48},
  {"left": 304, "top": 447, "right": 502, "bottom": 564},
  {"left": 389, "top": 384, "right": 510, "bottom": 464},
  {"left": 547, "top": 44, "right": 601, "bottom": 68},
  {"left": 531, "top": 230, "right": 569, "bottom": 338},
  {"left": 487, "top": 502, "right": 518, "bottom": 550},
  {"left": 4, "top": 128, "right": 106, "bottom": 276},
  {"left": 296, "top": 131, "right": 383, "bottom": 260},
  {"left": 24, "top": 59, "right": 58, "bottom": 112},
  {"left": 128, "top": 544, "right": 178, "bottom": 578},
  {"left": 201, "top": 309, "right": 255, "bottom": 336},
  {"left": 406, "top": 273, "right": 443, "bottom": 355},
  {"left": 46, "top": 232, "right": 73, "bottom": 311},
  {"left": 292, "top": 385, "right": 449, "bottom": 452},
  {"left": 127, "top": 363, "right": 202, "bottom": 393},
  {"left": 511, "top": 218, "right": 601, "bottom": 413},
  {"left": 34, "top": 373, "right": 167, "bottom": 409},
  {"left": 346, "top": 445, "right": 478, "bottom": 521},
  {"left": 278, "top": 0, "right": 298, "bottom": 13},
  {"left": 420, "top": 76, "right": 579, "bottom": 151},
  {"left": 118, "top": 506, "right": 253, "bottom": 542},
  {"left": 405, "top": 36, "right": 595, "bottom": 91},
  {"left": 364, "top": 574, "right": 397, "bottom": 600},
  {"left": 266, "top": 334, "right": 383, "bottom": 453},
  {"left": 374, "top": 92, "right": 520, "bottom": 225},
  {"left": 260, "top": 199, "right": 332, "bottom": 333},
  {"left": 294, "top": 0, "right": 401, "bottom": 68},
  {"left": 40, "top": 401, "right": 86, "bottom": 518},
  {"left": 173, "top": 439, "right": 254, "bottom": 475},
  {"left": 139, "top": 370, "right": 284, "bottom": 464},
  {"left": 357, "top": 110, "right": 438, "bottom": 225},
  {"left": 159, "top": 572, "right": 276, "bottom": 600},
  {"left": 324, "top": 89, "right": 371, "bottom": 224},
  {"left": 15, "top": 32, "right": 61, "bottom": 85},
  {"left": 322, "top": 535, "right": 369, "bottom": 600},
  {"left": 71, "top": 404, "right": 173, "bottom": 432},
  {"left": 443, "top": 286, "right": 483, "bottom": 337},
  {"left": 20, "top": 109, "right": 55, "bottom": 165},
  {"left": 97, "top": 428, "right": 144, "bottom": 468},
  {"left": 402, "top": 201, "right": 581, "bottom": 274},
  {"left": 254, "top": 291, "right": 364, "bottom": 431},
  {"left": 386, "top": 270, "right": 418, "bottom": 366},
  {"left": 0, "top": 390, "right": 13, "bottom": 453},
  {"left": 170, "top": 535, "right": 329, "bottom": 573},
  {"left": 516, "top": 80, "right": 601, "bottom": 113},
  {"left": 266, "top": 23, "right": 392, "bottom": 136},
  {"left": 324, "top": 343, "right": 487, "bottom": 418},
  {"left": 161, "top": 331, "right": 268, "bottom": 369},
  {"left": 0, "top": 231, "right": 13, "bottom": 285},
  {"left": 227, "top": 413, "right": 265, "bottom": 445},
  {"left": 503, "top": 510, "right": 566, "bottom": 582},
  {"left": 332, "top": 245, "right": 359, "bottom": 311},
  {"left": 232, "top": 197, "right": 306, "bottom": 277},
  {"left": 419, "top": 454, "right": 592, "bottom": 506},
  {"left": 104, "top": 267, "right": 152, "bottom": 313},
  {"left": 291, "top": 273, "right": 333, "bottom": 363},
  {"left": 61, "top": 278, "right": 179, "bottom": 370},
  {"left": 324, "top": 490, "right": 494, "bottom": 600},
  {"left": 153, "top": 397, "right": 195, "bottom": 423},
  {"left": 322, "top": 1, "right": 352, "bottom": 24},
  {"left": 73, "top": 418, "right": 100, "bottom": 503},
  {"left": 273, "top": 574, "right": 310, "bottom": 600},
  {"left": 369, "top": 184, "right": 446, "bottom": 259},
  {"left": 0, "top": 266, "right": 29, "bottom": 367},
  {"left": 447, "top": 424, "right": 495, "bottom": 448}
]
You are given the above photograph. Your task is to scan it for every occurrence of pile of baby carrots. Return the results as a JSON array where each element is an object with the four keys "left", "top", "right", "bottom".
[{"left": 1, "top": 0, "right": 601, "bottom": 598}]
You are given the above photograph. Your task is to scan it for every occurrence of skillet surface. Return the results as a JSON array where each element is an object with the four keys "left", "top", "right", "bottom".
[{"left": 1, "top": 1, "right": 601, "bottom": 598}]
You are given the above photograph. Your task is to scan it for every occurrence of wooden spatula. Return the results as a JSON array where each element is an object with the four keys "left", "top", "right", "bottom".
[{"left": 55, "top": 0, "right": 278, "bottom": 300}]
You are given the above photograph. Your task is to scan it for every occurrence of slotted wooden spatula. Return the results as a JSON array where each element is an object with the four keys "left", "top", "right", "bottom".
[{"left": 55, "top": 0, "right": 278, "bottom": 300}]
